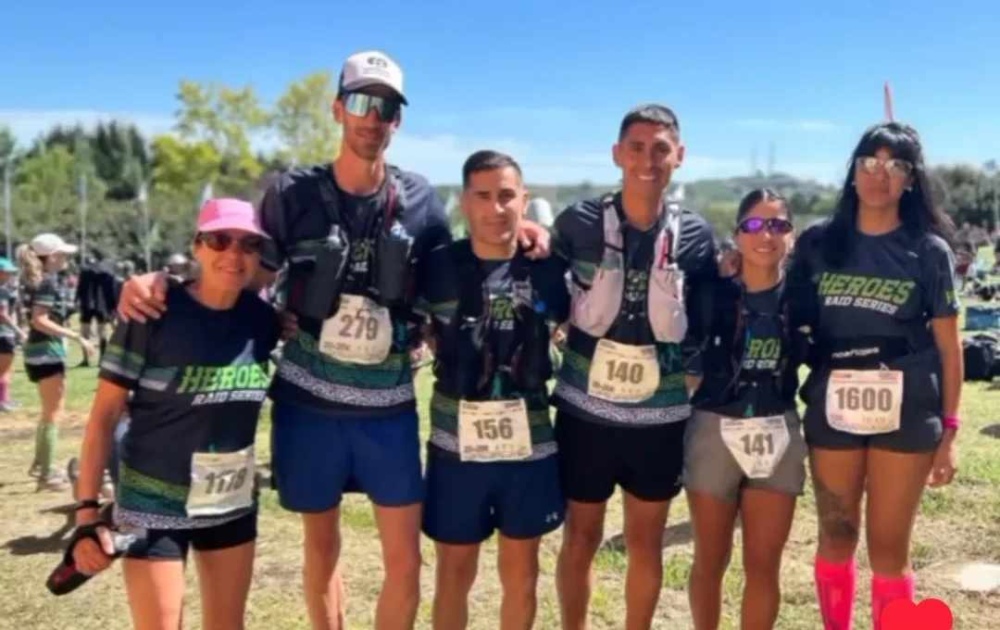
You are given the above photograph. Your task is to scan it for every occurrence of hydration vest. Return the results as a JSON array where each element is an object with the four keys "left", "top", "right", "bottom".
[
  {"left": 569, "top": 194, "right": 687, "bottom": 343},
  {"left": 696, "top": 279, "right": 798, "bottom": 402},
  {"left": 433, "top": 242, "right": 552, "bottom": 400},
  {"left": 286, "top": 166, "right": 414, "bottom": 323}
]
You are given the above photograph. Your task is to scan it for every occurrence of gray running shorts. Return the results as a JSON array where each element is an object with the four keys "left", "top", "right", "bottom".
[{"left": 683, "top": 408, "right": 807, "bottom": 503}]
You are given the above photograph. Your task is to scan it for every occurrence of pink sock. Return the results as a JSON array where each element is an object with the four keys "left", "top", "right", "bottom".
[
  {"left": 871, "top": 573, "right": 915, "bottom": 630},
  {"left": 815, "top": 556, "right": 856, "bottom": 630},
  {"left": 0, "top": 378, "right": 9, "bottom": 404}
]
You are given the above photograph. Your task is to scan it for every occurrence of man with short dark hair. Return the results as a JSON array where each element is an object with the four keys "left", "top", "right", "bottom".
[
  {"left": 551, "top": 104, "right": 717, "bottom": 629},
  {"left": 419, "top": 150, "right": 567, "bottom": 629}
]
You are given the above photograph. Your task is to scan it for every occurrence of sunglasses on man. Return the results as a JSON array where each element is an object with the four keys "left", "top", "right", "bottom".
[{"left": 342, "top": 92, "right": 403, "bottom": 122}]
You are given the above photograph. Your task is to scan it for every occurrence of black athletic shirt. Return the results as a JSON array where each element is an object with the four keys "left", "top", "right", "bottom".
[{"left": 101, "top": 285, "right": 280, "bottom": 529}]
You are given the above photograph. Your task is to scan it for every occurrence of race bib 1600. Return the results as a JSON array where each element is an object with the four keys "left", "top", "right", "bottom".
[{"left": 825, "top": 369, "right": 903, "bottom": 435}]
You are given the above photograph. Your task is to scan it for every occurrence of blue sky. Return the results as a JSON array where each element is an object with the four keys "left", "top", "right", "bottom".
[{"left": 2, "top": 0, "right": 997, "bottom": 185}]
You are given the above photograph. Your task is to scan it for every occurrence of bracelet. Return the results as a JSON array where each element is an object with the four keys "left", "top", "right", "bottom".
[
  {"left": 942, "top": 416, "right": 960, "bottom": 431},
  {"left": 74, "top": 499, "right": 102, "bottom": 512}
]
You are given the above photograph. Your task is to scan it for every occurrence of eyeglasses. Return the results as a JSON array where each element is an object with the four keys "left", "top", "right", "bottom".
[
  {"left": 342, "top": 92, "right": 402, "bottom": 122},
  {"left": 855, "top": 156, "right": 914, "bottom": 178},
  {"left": 736, "top": 217, "right": 794, "bottom": 235},
  {"left": 196, "top": 232, "right": 264, "bottom": 254}
]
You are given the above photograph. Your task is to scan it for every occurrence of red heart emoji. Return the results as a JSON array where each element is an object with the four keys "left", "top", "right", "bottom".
[{"left": 881, "top": 598, "right": 953, "bottom": 630}]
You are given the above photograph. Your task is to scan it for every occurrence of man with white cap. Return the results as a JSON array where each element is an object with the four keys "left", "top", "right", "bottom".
[{"left": 260, "top": 49, "right": 435, "bottom": 630}]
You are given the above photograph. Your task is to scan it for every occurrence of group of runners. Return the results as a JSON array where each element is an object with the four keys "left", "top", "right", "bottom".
[{"left": 51, "top": 49, "right": 962, "bottom": 630}]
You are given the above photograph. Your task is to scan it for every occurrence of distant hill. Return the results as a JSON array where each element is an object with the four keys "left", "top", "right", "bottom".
[{"left": 436, "top": 172, "right": 838, "bottom": 234}]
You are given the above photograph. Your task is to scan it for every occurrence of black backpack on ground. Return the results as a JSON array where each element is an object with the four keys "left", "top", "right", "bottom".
[{"left": 963, "top": 333, "right": 1000, "bottom": 381}]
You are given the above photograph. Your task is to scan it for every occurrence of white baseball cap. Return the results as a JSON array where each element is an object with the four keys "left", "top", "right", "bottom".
[
  {"left": 30, "top": 233, "right": 78, "bottom": 257},
  {"left": 339, "top": 50, "right": 407, "bottom": 104}
]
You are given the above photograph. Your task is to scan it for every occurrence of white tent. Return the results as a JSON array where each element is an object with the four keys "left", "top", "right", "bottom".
[{"left": 526, "top": 197, "right": 554, "bottom": 227}]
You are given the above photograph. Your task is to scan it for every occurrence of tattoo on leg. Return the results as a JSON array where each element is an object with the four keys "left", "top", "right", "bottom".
[{"left": 813, "top": 476, "right": 859, "bottom": 544}]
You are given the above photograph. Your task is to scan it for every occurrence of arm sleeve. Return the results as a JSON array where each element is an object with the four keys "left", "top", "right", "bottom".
[
  {"left": 99, "top": 319, "right": 151, "bottom": 390},
  {"left": 535, "top": 257, "right": 571, "bottom": 324},
  {"left": 785, "top": 224, "right": 823, "bottom": 332},
  {"left": 258, "top": 179, "right": 289, "bottom": 272},
  {"left": 677, "top": 212, "right": 718, "bottom": 281},
  {"left": 413, "top": 189, "right": 453, "bottom": 301},
  {"left": 923, "top": 236, "right": 961, "bottom": 318},
  {"left": 682, "top": 278, "right": 715, "bottom": 376},
  {"left": 551, "top": 205, "right": 577, "bottom": 265}
]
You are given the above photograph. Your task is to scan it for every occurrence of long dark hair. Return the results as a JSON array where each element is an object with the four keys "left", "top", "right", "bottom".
[{"left": 822, "top": 122, "right": 954, "bottom": 267}]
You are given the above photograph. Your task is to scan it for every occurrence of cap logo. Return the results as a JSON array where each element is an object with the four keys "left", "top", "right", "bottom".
[{"left": 367, "top": 56, "right": 388, "bottom": 68}]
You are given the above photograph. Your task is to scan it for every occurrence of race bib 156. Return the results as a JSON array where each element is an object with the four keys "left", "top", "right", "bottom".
[{"left": 458, "top": 399, "right": 532, "bottom": 462}]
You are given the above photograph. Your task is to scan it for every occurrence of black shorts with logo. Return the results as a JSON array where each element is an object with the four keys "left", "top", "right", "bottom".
[
  {"left": 124, "top": 510, "right": 258, "bottom": 561},
  {"left": 554, "top": 411, "right": 686, "bottom": 503}
]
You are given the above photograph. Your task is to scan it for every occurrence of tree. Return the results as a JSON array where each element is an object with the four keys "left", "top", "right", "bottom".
[
  {"left": 272, "top": 71, "right": 340, "bottom": 166},
  {"left": 91, "top": 121, "right": 150, "bottom": 200},
  {"left": 150, "top": 135, "right": 222, "bottom": 197},
  {"left": 0, "top": 126, "right": 15, "bottom": 164},
  {"left": 174, "top": 80, "right": 268, "bottom": 190},
  {"left": 932, "top": 165, "right": 992, "bottom": 228}
]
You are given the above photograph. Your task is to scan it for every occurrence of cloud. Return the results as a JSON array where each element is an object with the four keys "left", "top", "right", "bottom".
[
  {"left": 0, "top": 109, "right": 176, "bottom": 147},
  {"left": 733, "top": 118, "right": 839, "bottom": 132}
]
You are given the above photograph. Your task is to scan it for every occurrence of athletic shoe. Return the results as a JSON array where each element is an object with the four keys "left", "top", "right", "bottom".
[
  {"left": 100, "top": 470, "right": 115, "bottom": 501},
  {"left": 37, "top": 471, "right": 69, "bottom": 492},
  {"left": 27, "top": 462, "right": 41, "bottom": 479}
]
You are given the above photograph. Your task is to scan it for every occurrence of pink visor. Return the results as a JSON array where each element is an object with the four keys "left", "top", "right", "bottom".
[{"left": 196, "top": 198, "right": 270, "bottom": 238}]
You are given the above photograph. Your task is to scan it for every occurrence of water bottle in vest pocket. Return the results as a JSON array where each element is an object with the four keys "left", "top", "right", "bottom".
[
  {"left": 648, "top": 265, "right": 687, "bottom": 343},
  {"left": 374, "top": 220, "right": 414, "bottom": 306},
  {"left": 291, "top": 226, "right": 350, "bottom": 321},
  {"left": 511, "top": 313, "right": 553, "bottom": 391}
]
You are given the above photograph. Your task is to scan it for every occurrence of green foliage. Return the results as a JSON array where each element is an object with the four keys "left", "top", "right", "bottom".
[
  {"left": 932, "top": 164, "right": 1000, "bottom": 229},
  {"left": 272, "top": 71, "right": 340, "bottom": 166}
]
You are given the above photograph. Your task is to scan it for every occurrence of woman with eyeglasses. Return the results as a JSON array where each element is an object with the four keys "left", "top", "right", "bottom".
[
  {"left": 788, "top": 122, "right": 961, "bottom": 630},
  {"left": 683, "top": 189, "right": 808, "bottom": 630},
  {"left": 71, "top": 198, "right": 279, "bottom": 630}
]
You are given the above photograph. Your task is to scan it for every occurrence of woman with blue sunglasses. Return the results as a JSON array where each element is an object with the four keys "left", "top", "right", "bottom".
[{"left": 683, "top": 188, "right": 808, "bottom": 630}]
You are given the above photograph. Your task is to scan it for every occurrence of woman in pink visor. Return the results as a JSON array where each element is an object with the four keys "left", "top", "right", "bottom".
[{"left": 71, "top": 198, "right": 280, "bottom": 630}]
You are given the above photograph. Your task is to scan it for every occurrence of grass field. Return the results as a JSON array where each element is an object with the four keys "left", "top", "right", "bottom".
[{"left": 0, "top": 340, "right": 998, "bottom": 629}]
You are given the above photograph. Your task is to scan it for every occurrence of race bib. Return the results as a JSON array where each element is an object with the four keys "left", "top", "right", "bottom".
[
  {"left": 319, "top": 294, "right": 393, "bottom": 365},
  {"left": 587, "top": 339, "right": 660, "bottom": 403},
  {"left": 457, "top": 399, "right": 532, "bottom": 462},
  {"left": 186, "top": 447, "right": 254, "bottom": 518},
  {"left": 720, "top": 415, "right": 790, "bottom": 479},
  {"left": 825, "top": 370, "right": 903, "bottom": 435}
]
